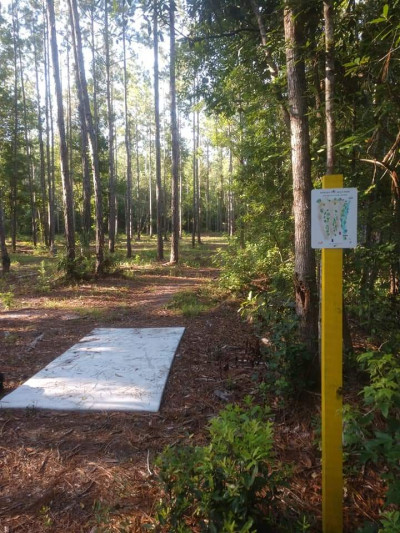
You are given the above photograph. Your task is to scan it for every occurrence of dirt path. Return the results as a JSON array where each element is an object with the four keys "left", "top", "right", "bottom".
[{"left": 0, "top": 266, "right": 259, "bottom": 532}]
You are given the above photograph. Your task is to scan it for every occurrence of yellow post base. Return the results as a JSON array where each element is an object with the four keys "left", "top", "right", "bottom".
[{"left": 321, "top": 175, "right": 343, "bottom": 533}]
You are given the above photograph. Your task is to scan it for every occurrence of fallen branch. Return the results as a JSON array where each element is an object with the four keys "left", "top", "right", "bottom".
[{"left": 27, "top": 333, "right": 44, "bottom": 352}]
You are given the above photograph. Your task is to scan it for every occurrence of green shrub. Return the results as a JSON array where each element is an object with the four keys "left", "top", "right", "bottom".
[
  {"left": 344, "top": 350, "right": 400, "bottom": 530},
  {"left": 0, "top": 290, "right": 14, "bottom": 310},
  {"left": 166, "top": 289, "right": 217, "bottom": 317},
  {"left": 57, "top": 252, "right": 118, "bottom": 279},
  {"left": 240, "top": 292, "right": 313, "bottom": 403},
  {"left": 155, "top": 400, "right": 285, "bottom": 532},
  {"left": 216, "top": 239, "right": 292, "bottom": 297}
]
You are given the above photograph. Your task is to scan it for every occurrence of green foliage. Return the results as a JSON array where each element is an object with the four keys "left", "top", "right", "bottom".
[
  {"left": 345, "top": 244, "right": 400, "bottom": 344},
  {"left": 166, "top": 288, "right": 217, "bottom": 317},
  {"left": 344, "top": 350, "right": 400, "bottom": 526},
  {"left": 217, "top": 239, "right": 292, "bottom": 296},
  {"left": 57, "top": 252, "right": 118, "bottom": 280},
  {"left": 36, "top": 260, "right": 51, "bottom": 293},
  {"left": 39, "top": 505, "right": 53, "bottom": 528},
  {"left": 240, "top": 291, "right": 313, "bottom": 403},
  {"left": 358, "top": 352, "right": 400, "bottom": 419},
  {"left": 155, "top": 401, "right": 285, "bottom": 532},
  {"left": 379, "top": 511, "right": 400, "bottom": 533},
  {"left": 0, "top": 290, "right": 14, "bottom": 310}
]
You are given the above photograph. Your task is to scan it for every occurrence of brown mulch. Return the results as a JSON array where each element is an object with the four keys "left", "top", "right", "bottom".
[{"left": 0, "top": 264, "right": 385, "bottom": 532}]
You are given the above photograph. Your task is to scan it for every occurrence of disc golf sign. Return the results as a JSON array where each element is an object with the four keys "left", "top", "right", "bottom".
[
  {"left": 311, "top": 188, "right": 357, "bottom": 249},
  {"left": 312, "top": 179, "right": 358, "bottom": 532}
]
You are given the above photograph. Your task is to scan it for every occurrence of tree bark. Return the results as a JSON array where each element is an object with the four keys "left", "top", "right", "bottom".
[
  {"left": 122, "top": 2, "right": 132, "bottom": 258},
  {"left": 284, "top": 4, "right": 318, "bottom": 359},
  {"left": 169, "top": 0, "right": 179, "bottom": 264},
  {"left": 68, "top": 0, "right": 104, "bottom": 274},
  {"left": 17, "top": 7, "right": 37, "bottom": 247},
  {"left": 43, "top": 6, "right": 55, "bottom": 252},
  {"left": 77, "top": 96, "right": 92, "bottom": 247},
  {"left": 192, "top": 106, "right": 197, "bottom": 247},
  {"left": 11, "top": 1, "right": 19, "bottom": 253},
  {"left": 324, "top": 0, "right": 335, "bottom": 174},
  {"left": 105, "top": 0, "right": 116, "bottom": 252},
  {"left": 153, "top": 0, "right": 164, "bottom": 260},
  {"left": 46, "top": 0, "right": 75, "bottom": 268},
  {"left": 34, "top": 38, "right": 48, "bottom": 246},
  {"left": 228, "top": 145, "right": 234, "bottom": 237},
  {"left": 206, "top": 141, "right": 210, "bottom": 232},
  {"left": 196, "top": 109, "right": 201, "bottom": 244},
  {"left": 148, "top": 126, "right": 153, "bottom": 237},
  {"left": 136, "top": 123, "right": 141, "bottom": 241},
  {"left": 0, "top": 198, "right": 10, "bottom": 273}
]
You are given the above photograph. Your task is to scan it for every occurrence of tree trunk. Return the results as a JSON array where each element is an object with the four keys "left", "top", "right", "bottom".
[
  {"left": 11, "top": 2, "right": 19, "bottom": 253},
  {"left": 46, "top": 0, "right": 75, "bottom": 268},
  {"left": 178, "top": 109, "right": 182, "bottom": 238},
  {"left": 196, "top": 109, "right": 201, "bottom": 244},
  {"left": 324, "top": 0, "right": 335, "bottom": 174},
  {"left": 284, "top": 4, "right": 318, "bottom": 360},
  {"left": 169, "top": 0, "right": 179, "bottom": 264},
  {"left": 105, "top": 0, "right": 116, "bottom": 252},
  {"left": 0, "top": 198, "right": 10, "bottom": 273},
  {"left": 148, "top": 126, "right": 153, "bottom": 237},
  {"left": 122, "top": 3, "right": 132, "bottom": 258},
  {"left": 153, "top": 0, "right": 163, "bottom": 260},
  {"left": 228, "top": 145, "right": 234, "bottom": 237},
  {"left": 43, "top": 6, "right": 55, "bottom": 252},
  {"left": 90, "top": 5, "right": 98, "bottom": 157},
  {"left": 77, "top": 96, "right": 92, "bottom": 248},
  {"left": 136, "top": 123, "right": 141, "bottom": 241},
  {"left": 206, "top": 142, "right": 210, "bottom": 232},
  {"left": 192, "top": 104, "right": 197, "bottom": 247},
  {"left": 68, "top": 0, "right": 104, "bottom": 274},
  {"left": 34, "top": 38, "right": 48, "bottom": 246},
  {"left": 17, "top": 7, "right": 37, "bottom": 247}
]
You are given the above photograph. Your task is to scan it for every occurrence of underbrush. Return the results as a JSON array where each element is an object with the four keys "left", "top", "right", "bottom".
[
  {"left": 240, "top": 291, "right": 314, "bottom": 404},
  {"left": 217, "top": 237, "right": 400, "bottom": 530},
  {"left": 153, "top": 400, "right": 307, "bottom": 532},
  {"left": 343, "top": 350, "right": 400, "bottom": 532},
  {"left": 166, "top": 286, "right": 221, "bottom": 317}
]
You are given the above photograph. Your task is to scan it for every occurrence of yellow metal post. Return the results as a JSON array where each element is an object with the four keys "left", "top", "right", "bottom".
[{"left": 321, "top": 174, "right": 343, "bottom": 533}]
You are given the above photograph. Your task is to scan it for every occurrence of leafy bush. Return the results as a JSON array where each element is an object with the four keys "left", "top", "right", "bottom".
[
  {"left": 155, "top": 401, "right": 285, "bottom": 532},
  {"left": 57, "top": 252, "right": 118, "bottom": 279},
  {"left": 0, "top": 290, "right": 14, "bottom": 310},
  {"left": 240, "top": 292, "right": 313, "bottom": 403},
  {"left": 345, "top": 244, "right": 400, "bottom": 344},
  {"left": 344, "top": 350, "right": 400, "bottom": 529},
  {"left": 216, "top": 238, "right": 293, "bottom": 297}
]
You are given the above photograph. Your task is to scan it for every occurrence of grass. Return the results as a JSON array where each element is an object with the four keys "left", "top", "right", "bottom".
[{"left": 166, "top": 286, "right": 220, "bottom": 317}]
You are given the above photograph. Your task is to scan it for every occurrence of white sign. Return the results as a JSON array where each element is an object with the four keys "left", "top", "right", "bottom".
[{"left": 311, "top": 188, "right": 357, "bottom": 249}]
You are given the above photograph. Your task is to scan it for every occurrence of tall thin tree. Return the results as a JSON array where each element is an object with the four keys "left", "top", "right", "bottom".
[
  {"left": 43, "top": 4, "right": 55, "bottom": 252},
  {"left": 105, "top": 0, "right": 116, "bottom": 252},
  {"left": 68, "top": 0, "right": 104, "bottom": 274},
  {"left": 33, "top": 34, "right": 48, "bottom": 246},
  {"left": 46, "top": 0, "right": 75, "bottom": 270},
  {"left": 153, "top": 0, "right": 163, "bottom": 260},
  {"left": 169, "top": 0, "right": 179, "bottom": 263},
  {"left": 122, "top": 0, "right": 133, "bottom": 258},
  {"left": 0, "top": 197, "right": 10, "bottom": 273},
  {"left": 284, "top": 3, "right": 318, "bottom": 360}
]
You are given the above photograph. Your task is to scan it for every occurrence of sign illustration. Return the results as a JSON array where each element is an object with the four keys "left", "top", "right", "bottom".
[{"left": 311, "top": 188, "right": 357, "bottom": 249}]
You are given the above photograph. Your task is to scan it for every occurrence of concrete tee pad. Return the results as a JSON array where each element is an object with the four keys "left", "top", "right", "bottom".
[{"left": 0, "top": 327, "right": 185, "bottom": 412}]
